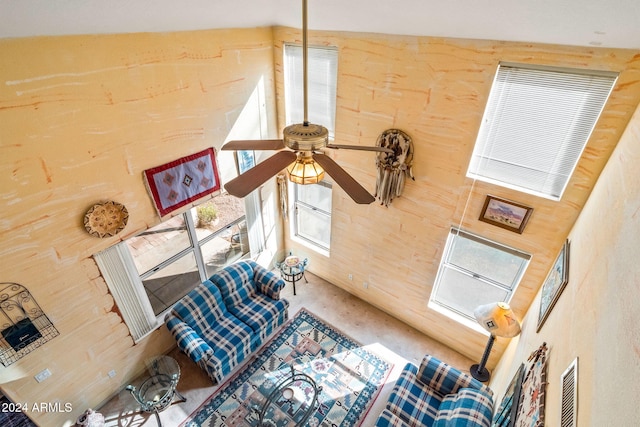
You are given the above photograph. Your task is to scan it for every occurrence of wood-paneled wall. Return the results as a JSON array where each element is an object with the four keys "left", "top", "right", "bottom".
[
  {"left": 0, "top": 28, "right": 277, "bottom": 425},
  {"left": 275, "top": 27, "right": 640, "bottom": 366}
]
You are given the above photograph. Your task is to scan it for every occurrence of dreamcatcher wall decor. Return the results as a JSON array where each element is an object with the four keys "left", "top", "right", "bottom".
[{"left": 374, "top": 129, "right": 415, "bottom": 206}]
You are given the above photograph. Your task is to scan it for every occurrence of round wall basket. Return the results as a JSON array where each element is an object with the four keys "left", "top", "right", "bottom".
[{"left": 84, "top": 201, "right": 129, "bottom": 238}]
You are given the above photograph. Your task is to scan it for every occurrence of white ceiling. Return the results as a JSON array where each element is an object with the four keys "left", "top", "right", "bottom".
[{"left": 2, "top": 0, "right": 640, "bottom": 49}]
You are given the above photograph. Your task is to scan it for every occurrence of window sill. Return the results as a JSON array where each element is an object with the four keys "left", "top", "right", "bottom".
[
  {"left": 290, "top": 234, "right": 330, "bottom": 258},
  {"left": 428, "top": 301, "right": 489, "bottom": 336}
]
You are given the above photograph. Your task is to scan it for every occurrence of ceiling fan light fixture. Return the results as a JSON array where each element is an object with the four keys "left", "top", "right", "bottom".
[{"left": 287, "top": 154, "right": 325, "bottom": 185}]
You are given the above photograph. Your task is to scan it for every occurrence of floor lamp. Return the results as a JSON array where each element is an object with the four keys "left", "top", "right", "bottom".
[{"left": 470, "top": 302, "right": 521, "bottom": 382}]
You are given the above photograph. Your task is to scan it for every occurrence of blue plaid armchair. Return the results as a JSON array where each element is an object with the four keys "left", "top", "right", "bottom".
[
  {"left": 166, "top": 260, "right": 288, "bottom": 383},
  {"left": 375, "top": 355, "right": 494, "bottom": 427}
]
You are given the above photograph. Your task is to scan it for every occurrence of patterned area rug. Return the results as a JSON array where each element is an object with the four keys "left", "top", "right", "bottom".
[{"left": 182, "top": 308, "right": 392, "bottom": 426}]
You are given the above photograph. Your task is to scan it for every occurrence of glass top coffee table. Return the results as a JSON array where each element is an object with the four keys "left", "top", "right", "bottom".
[
  {"left": 126, "top": 355, "right": 186, "bottom": 426},
  {"left": 254, "top": 359, "right": 322, "bottom": 426}
]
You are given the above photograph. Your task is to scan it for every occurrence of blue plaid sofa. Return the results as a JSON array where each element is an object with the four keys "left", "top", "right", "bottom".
[
  {"left": 165, "top": 260, "right": 289, "bottom": 383},
  {"left": 375, "top": 355, "right": 494, "bottom": 427}
]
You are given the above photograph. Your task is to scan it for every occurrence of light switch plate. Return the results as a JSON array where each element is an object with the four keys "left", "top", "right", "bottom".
[{"left": 35, "top": 368, "right": 52, "bottom": 383}]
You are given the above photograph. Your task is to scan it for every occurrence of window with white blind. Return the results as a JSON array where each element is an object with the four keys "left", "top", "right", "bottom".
[
  {"left": 284, "top": 44, "right": 338, "bottom": 137},
  {"left": 430, "top": 228, "right": 531, "bottom": 323},
  {"left": 293, "top": 181, "right": 332, "bottom": 251},
  {"left": 468, "top": 63, "right": 618, "bottom": 200}
]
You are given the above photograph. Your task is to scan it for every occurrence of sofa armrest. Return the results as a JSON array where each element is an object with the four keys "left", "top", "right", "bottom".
[
  {"left": 166, "top": 316, "right": 213, "bottom": 363},
  {"left": 253, "top": 263, "right": 286, "bottom": 300},
  {"left": 417, "top": 355, "right": 492, "bottom": 397}
]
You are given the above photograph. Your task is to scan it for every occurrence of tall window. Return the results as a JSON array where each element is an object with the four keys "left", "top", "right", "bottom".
[
  {"left": 293, "top": 182, "right": 332, "bottom": 251},
  {"left": 124, "top": 197, "right": 247, "bottom": 315},
  {"left": 284, "top": 43, "right": 338, "bottom": 137},
  {"left": 284, "top": 43, "right": 337, "bottom": 253},
  {"left": 430, "top": 228, "right": 531, "bottom": 322},
  {"left": 468, "top": 63, "right": 617, "bottom": 200},
  {"left": 95, "top": 196, "right": 248, "bottom": 341}
]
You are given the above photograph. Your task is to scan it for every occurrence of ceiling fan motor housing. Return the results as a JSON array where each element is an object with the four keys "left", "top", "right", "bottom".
[{"left": 283, "top": 122, "right": 329, "bottom": 151}]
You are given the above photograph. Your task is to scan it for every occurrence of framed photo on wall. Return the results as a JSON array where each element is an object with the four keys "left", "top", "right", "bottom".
[
  {"left": 537, "top": 240, "right": 570, "bottom": 332},
  {"left": 236, "top": 150, "right": 255, "bottom": 174},
  {"left": 492, "top": 363, "right": 525, "bottom": 427},
  {"left": 479, "top": 195, "right": 533, "bottom": 234}
]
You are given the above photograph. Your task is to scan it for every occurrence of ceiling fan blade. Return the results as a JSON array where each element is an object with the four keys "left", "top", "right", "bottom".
[
  {"left": 326, "top": 143, "right": 394, "bottom": 154},
  {"left": 312, "top": 153, "right": 375, "bottom": 204},
  {"left": 225, "top": 151, "right": 297, "bottom": 198},
  {"left": 221, "top": 139, "right": 285, "bottom": 151}
]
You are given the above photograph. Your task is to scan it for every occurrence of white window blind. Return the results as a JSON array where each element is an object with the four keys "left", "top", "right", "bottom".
[
  {"left": 468, "top": 63, "right": 617, "bottom": 200},
  {"left": 94, "top": 243, "right": 158, "bottom": 342},
  {"left": 284, "top": 44, "right": 338, "bottom": 138}
]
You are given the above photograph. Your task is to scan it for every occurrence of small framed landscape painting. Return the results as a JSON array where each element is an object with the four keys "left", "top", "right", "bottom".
[{"left": 479, "top": 195, "right": 533, "bottom": 234}]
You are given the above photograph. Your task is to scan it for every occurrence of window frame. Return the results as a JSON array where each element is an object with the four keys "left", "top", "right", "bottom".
[
  {"left": 292, "top": 181, "right": 332, "bottom": 253},
  {"left": 430, "top": 228, "right": 531, "bottom": 326},
  {"left": 95, "top": 206, "right": 251, "bottom": 341},
  {"left": 283, "top": 43, "right": 339, "bottom": 138},
  {"left": 467, "top": 62, "right": 618, "bottom": 200}
]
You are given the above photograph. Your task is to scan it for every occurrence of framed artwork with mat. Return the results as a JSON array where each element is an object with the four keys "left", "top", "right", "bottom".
[{"left": 537, "top": 240, "right": 570, "bottom": 332}]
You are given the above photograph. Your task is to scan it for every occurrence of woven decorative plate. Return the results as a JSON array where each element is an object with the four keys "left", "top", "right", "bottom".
[{"left": 83, "top": 201, "right": 129, "bottom": 238}]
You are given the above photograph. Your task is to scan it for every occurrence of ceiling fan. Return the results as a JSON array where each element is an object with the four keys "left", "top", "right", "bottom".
[{"left": 221, "top": 0, "right": 392, "bottom": 204}]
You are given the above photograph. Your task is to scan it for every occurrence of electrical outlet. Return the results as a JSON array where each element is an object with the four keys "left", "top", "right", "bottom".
[
  {"left": 34, "top": 368, "right": 52, "bottom": 383},
  {"left": 363, "top": 282, "right": 368, "bottom": 289},
  {"left": 108, "top": 369, "right": 117, "bottom": 378},
  {"left": 348, "top": 274, "right": 353, "bottom": 280}
]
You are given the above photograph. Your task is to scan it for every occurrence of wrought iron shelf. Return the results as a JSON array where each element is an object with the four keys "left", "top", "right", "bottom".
[{"left": 0, "top": 283, "right": 59, "bottom": 367}]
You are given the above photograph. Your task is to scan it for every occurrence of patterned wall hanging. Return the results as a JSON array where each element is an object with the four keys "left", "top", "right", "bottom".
[
  {"left": 374, "top": 129, "right": 415, "bottom": 206},
  {"left": 143, "top": 148, "right": 221, "bottom": 217},
  {"left": 0, "top": 283, "right": 59, "bottom": 366},
  {"left": 514, "top": 342, "right": 549, "bottom": 427}
]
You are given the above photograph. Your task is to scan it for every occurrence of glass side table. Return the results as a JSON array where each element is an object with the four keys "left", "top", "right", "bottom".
[
  {"left": 125, "top": 355, "right": 186, "bottom": 426},
  {"left": 277, "top": 254, "right": 308, "bottom": 296}
]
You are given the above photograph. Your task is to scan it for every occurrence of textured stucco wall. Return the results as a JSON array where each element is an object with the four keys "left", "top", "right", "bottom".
[
  {"left": 490, "top": 102, "right": 640, "bottom": 425},
  {"left": 0, "top": 28, "right": 277, "bottom": 425}
]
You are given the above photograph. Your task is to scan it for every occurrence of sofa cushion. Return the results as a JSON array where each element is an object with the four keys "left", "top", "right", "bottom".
[
  {"left": 433, "top": 388, "right": 494, "bottom": 427},
  {"left": 171, "top": 280, "right": 229, "bottom": 335},
  {"left": 209, "top": 260, "right": 256, "bottom": 308},
  {"left": 386, "top": 362, "right": 443, "bottom": 426},
  {"left": 198, "top": 313, "right": 254, "bottom": 370},
  {"left": 227, "top": 293, "right": 289, "bottom": 345}
]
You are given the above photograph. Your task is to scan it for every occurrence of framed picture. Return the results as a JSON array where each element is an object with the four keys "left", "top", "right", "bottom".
[
  {"left": 479, "top": 195, "right": 533, "bottom": 234},
  {"left": 236, "top": 150, "right": 255, "bottom": 174},
  {"left": 492, "top": 363, "right": 525, "bottom": 427},
  {"left": 537, "top": 240, "right": 570, "bottom": 332}
]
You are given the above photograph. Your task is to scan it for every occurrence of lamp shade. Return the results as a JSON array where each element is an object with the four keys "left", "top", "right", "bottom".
[
  {"left": 474, "top": 302, "right": 521, "bottom": 338},
  {"left": 287, "top": 155, "right": 325, "bottom": 185}
]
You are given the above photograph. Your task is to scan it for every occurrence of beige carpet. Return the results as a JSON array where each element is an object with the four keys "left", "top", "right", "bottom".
[{"left": 98, "top": 271, "right": 475, "bottom": 426}]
